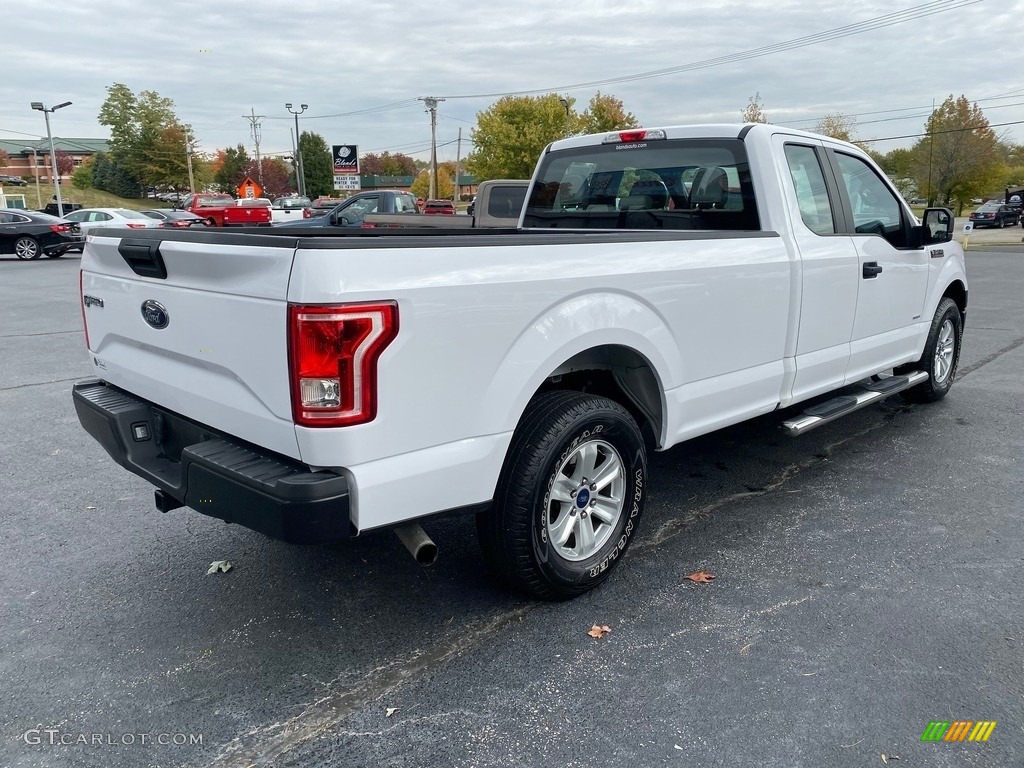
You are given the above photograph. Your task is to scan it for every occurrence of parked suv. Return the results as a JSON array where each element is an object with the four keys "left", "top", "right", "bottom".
[{"left": 968, "top": 202, "right": 1020, "bottom": 228}]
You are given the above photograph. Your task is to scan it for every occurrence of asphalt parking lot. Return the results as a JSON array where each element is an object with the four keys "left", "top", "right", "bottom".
[{"left": 1, "top": 248, "right": 1022, "bottom": 768}]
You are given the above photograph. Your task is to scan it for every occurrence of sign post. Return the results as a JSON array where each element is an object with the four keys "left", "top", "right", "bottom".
[
  {"left": 332, "top": 145, "right": 360, "bottom": 192},
  {"left": 962, "top": 220, "right": 972, "bottom": 250}
]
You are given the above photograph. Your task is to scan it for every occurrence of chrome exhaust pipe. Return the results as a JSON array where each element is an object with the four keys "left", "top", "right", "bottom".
[{"left": 394, "top": 523, "right": 438, "bottom": 566}]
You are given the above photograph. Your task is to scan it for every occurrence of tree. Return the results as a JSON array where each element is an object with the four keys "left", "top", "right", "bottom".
[
  {"left": 410, "top": 162, "right": 455, "bottom": 199},
  {"left": 910, "top": 95, "right": 1000, "bottom": 211},
  {"left": 813, "top": 113, "right": 858, "bottom": 143},
  {"left": 874, "top": 147, "right": 916, "bottom": 197},
  {"left": 299, "top": 131, "right": 333, "bottom": 198},
  {"left": 578, "top": 92, "right": 639, "bottom": 135},
  {"left": 71, "top": 157, "right": 93, "bottom": 190},
  {"left": 97, "top": 82, "right": 193, "bottom": 195},
  {"left": 741, "top": 92, "right": 769, "bottom": 124},
  {"left": 55, "top": 151, "right": 75, "bottom": 177},
  {"left": 468, "top": 91, "right": 638, "bottom": 181},
  {"left": 360, "top": 151, "right": 417, "bottom": 176},
  {"left": 246, "top": 157, "right": 293, "bottom": 199},
  {"left": 0, "top": 150, "right": 8, "bottom": 170},
  {"left": 213, "top": 144, "right": 250, "bottom": 193}
]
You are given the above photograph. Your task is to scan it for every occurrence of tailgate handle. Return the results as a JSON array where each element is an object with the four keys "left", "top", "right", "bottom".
[{"left": 118, "top": 238, "right": 167, "bottom": 279}]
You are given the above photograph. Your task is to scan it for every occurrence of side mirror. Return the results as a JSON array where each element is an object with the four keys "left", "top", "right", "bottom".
[
  {"left": 921, "top": 207, "right": 953, "bottom": 244},
  {"left": 328, "top": 213, "right": 338, "bottom": 226}
]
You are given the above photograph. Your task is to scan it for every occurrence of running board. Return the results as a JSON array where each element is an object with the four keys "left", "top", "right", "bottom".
[{"left": 781, "top": 371, "right": 928, "bottom": 437}]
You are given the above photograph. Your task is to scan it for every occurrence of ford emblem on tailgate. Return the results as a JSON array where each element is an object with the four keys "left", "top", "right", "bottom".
[{"left": 141, "top": 300, "right": 169, "bottom": 329}]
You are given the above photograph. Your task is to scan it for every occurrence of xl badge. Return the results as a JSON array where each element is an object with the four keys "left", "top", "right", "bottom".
[{"left": 141, "top": 300, "right": 169, "bottom": 329}]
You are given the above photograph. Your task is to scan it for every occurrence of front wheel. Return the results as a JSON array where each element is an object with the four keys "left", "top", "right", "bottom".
[
  {"left": 14, "top": 236, "right": 41, "bottom": 260},
  {"left": 477, "top": 391, "right": 647, "bottom": 600},
  {"left": 897, "top": 297, "right": 962, "bottom": 403}
]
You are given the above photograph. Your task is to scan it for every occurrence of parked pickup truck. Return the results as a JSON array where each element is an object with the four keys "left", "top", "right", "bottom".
[
  {"left": 275, "top": 189, "right": 419, "bottom": 228},
  {"left": 73, "top": 124, "right": 965, "bottom": 600},
  {"left": 362, "top": 179, "right": 529, "bottom": 229},
  {"left": 177, "top": 193, "right": 272, "bottom": 227},
  {"left": 270, "top": 196, "right": 312, "bottom": 224}
]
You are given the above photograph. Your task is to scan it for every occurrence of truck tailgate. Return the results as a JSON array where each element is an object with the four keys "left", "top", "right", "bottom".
[{"left": 80, "top": 230, "right": 301, "bottom": 459}]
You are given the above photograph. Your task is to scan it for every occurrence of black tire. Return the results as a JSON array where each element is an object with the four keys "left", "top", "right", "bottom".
[
  {"left": 14, "top": 236, "right": 41, "bottom": 260},
  {"left": 997, "top": 218, "right": 1005, "bottom": 228},
  {"left": 897, "top": 297, "right": 962, "bottom": 403},
  {"left": 47, "top": 249, "right": 66, "bottom": 259},
  {"left": 477, "top": 391, "right": 647, "bottom": 600}
]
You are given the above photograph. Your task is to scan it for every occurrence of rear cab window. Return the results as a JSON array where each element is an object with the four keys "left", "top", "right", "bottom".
[{"left": 522, "top": 137, "right": 759, "bottom": 230}]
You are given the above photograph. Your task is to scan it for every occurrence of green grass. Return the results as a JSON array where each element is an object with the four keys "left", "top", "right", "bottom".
[{"left": 4, "top": 183, "right": 173, "bottom": 211}]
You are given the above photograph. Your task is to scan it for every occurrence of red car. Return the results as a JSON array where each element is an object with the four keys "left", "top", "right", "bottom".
[{"left": 423, "top": 199, "right": 456, "bottom": 215}]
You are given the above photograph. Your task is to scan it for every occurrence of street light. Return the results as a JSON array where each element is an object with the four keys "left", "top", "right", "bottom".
[
  {"left": 285, "top": 103, "right": 308, "bottom": 197},
  {"left": 30, "top": 100, "right": 72, "bottom": 216},
  {"left": 23, "top": 146, "right": 42, "bottom": 209},
  {"left": 559, "top": 97, "right": 570, "bottom": 138}
]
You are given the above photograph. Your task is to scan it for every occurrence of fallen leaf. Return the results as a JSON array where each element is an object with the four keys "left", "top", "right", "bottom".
[
  {"left": 587, "top": 624, "right": 612, "bottom": 639},
  {"left": 739, "top": 643, "right": 752, "bottom": 655},
  {"left": 684, "top": 570, "right": 716, "bottom": 584},
  {"left": 674, "top": 745, "right": 683, "bottom": 750},
  {"left": 51, "top": 449, "right": 60, "bottom": 456},
  {"left": 206, "top": 560, "right": 233, "bottom": 575},
  {"left": 386, "top": 707, "right": 398, "bottom": 718},
  {"left": 881, "top": 756, "right": 887, "bottom": 765}
]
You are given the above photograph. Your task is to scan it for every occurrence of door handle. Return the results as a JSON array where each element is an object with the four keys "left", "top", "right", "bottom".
[{"left": 863, "top": 262, "right": 883, "bottom": 278}]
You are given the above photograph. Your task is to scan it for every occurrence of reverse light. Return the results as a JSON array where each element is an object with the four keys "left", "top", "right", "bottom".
[
  {"left": 288, "top": 302, "right": 399, "bottom": 427},
  {"left": 602, "top": 129, "right": 666, "bottom": 143}
]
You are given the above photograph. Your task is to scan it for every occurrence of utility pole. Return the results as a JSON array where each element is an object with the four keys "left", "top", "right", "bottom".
[
  {"left": 418, "top": 97, "right": 445, "bottom": 200},
  {"left": 243, "top": 108, "right": 265, "bottom": 188},
  {"left": 285, "top": 103, "right": 308, "bottom": 197},
  {"left": 30, "top": 100, "right": 71, "bottom": 216},
  {"left": 185, "top": 136, "right": 196, "bottom": 193},
  {"left": 453, "top": 127, "right": 462, "bottom": 205}
]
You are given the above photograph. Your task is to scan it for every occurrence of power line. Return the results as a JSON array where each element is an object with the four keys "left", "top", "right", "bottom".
[
  {"left": 861, "top": 118, "right": 1024, "bottom": 144},
  {"left": 439, "top": 0, "right": 979, "bottom": 99}
]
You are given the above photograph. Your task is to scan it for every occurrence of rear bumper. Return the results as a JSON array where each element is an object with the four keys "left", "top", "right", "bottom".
[{"left": 72, "top": 380, "right": 352, "bottom": 543}]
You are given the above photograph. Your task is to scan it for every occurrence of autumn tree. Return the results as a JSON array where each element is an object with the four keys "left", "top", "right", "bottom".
[
  {"left": 0, "top": 150, "right": 8, "bottom": 170},
  {"left": 246, "top": 157, "right": 293, "bottom": 199},
  {"left": 578, "top": 92, "right": 639, "bottom": 135},
  {"left": 98, "top": 83, "right": 195, "bottom": 196},
  {"left": 910, "top": 95, "right": 1001, "bottom": 210},
  {"left": 54, "top": 150, "right": 75, "bottom": 177},
  {"left": 71, "top": 157, "right": 93, "bottom": 190},
  {"left": 873, "top": 147, "right": 917, "bottom": 197},
  {"left": 360, "top": 151, "right": 417, "bottom": 176},
  {"left": 813, "top": 113, "right": 858, "bottom": 143},
  {"left": 299, "top": 131, "right": 333, "bottom": 198},
  {"left": 469, "top": 92, "right": 636, "bottom": 181},
  {"left": 741, "top": 92, "right": 769, "bottom": 124},
  {"left": 214, "top": 144, "right": 250, "bottom": 193},
  {"left": 410, "top": 162, "right": 455, "bottom": 199}
]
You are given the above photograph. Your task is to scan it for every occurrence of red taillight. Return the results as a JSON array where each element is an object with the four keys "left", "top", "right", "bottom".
[
  {"left": 288, "top": 302, "right": 399, "bottom": 427},
  {"left": 303, "top": 208, "right": 312, "bottom": 218},
  {"left": 79, "top": 269, "right": 91, "bottom": 350},
  {"left": 50, "top": 224, "right": 70, "bottom": 233},
  {"left": 125, "top": 222, "right": 147, "bottom": 229}
]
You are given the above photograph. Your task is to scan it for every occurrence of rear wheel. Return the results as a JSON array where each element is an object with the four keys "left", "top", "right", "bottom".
[
  {"left": 477, "top": 391, "right": 647, "bottom": 600},
  {"left": 898, "top": 297, "right": 962, "bottom": 403},
  {"left": 14, "top": 236, "right": 41, "bottom": 260}
]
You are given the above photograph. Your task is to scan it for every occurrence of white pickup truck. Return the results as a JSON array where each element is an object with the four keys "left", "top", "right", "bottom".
[{"left": 73, "top": 123, "right": 965, "bottom": 600}]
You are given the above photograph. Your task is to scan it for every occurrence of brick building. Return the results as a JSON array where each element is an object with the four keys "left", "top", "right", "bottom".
[{"left": 0, "top": 138, "right": 109, "bottom": 184}]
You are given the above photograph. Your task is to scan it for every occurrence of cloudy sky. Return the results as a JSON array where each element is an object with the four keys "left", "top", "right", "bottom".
[{"left": 3, "top": 0, "right": 1021, "bottom": 165}]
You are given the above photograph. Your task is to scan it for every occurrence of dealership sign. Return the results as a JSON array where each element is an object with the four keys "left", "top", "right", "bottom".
[{"left": 332, "top": 145, "right": 360, "bottom": 191}]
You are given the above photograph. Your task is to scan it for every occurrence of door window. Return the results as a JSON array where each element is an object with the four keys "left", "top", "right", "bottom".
[
  {"left": 784, "top": 145, "right": 836, "bottom": 235},
  {"left": 834, "top": 153, "right": 906, "bottom": 246}
]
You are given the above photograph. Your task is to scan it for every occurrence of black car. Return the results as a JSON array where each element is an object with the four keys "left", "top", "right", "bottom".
[
  {"left": 968, "top": 202, "right": 1020, "bottom": 228},
  {"left": 140, "top": 209, "right": 209, "bottom": 228},
  {"left": 42, "top": 201, "right": 84, "bottom": 217},
  {"left": 0, "top": 174, "right": 28, "bottom": 186},
  {"left": 0, "top": 208, "right": 84, "bottom": 259}
]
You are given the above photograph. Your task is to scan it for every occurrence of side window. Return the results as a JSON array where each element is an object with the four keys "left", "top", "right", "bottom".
[
  {"left": 0, "top": 213, "right": 11, "bottom": 223},
  {"left": 784, "top": 144, "right": 835, "bottom": 235},
  {"left": 834, "top": 152, "right": 904, "bottom": 244}
]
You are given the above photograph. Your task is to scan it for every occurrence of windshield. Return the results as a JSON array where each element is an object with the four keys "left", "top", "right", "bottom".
[{"left": 521, "top": 137, "right": 760, "bottom": 230}]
